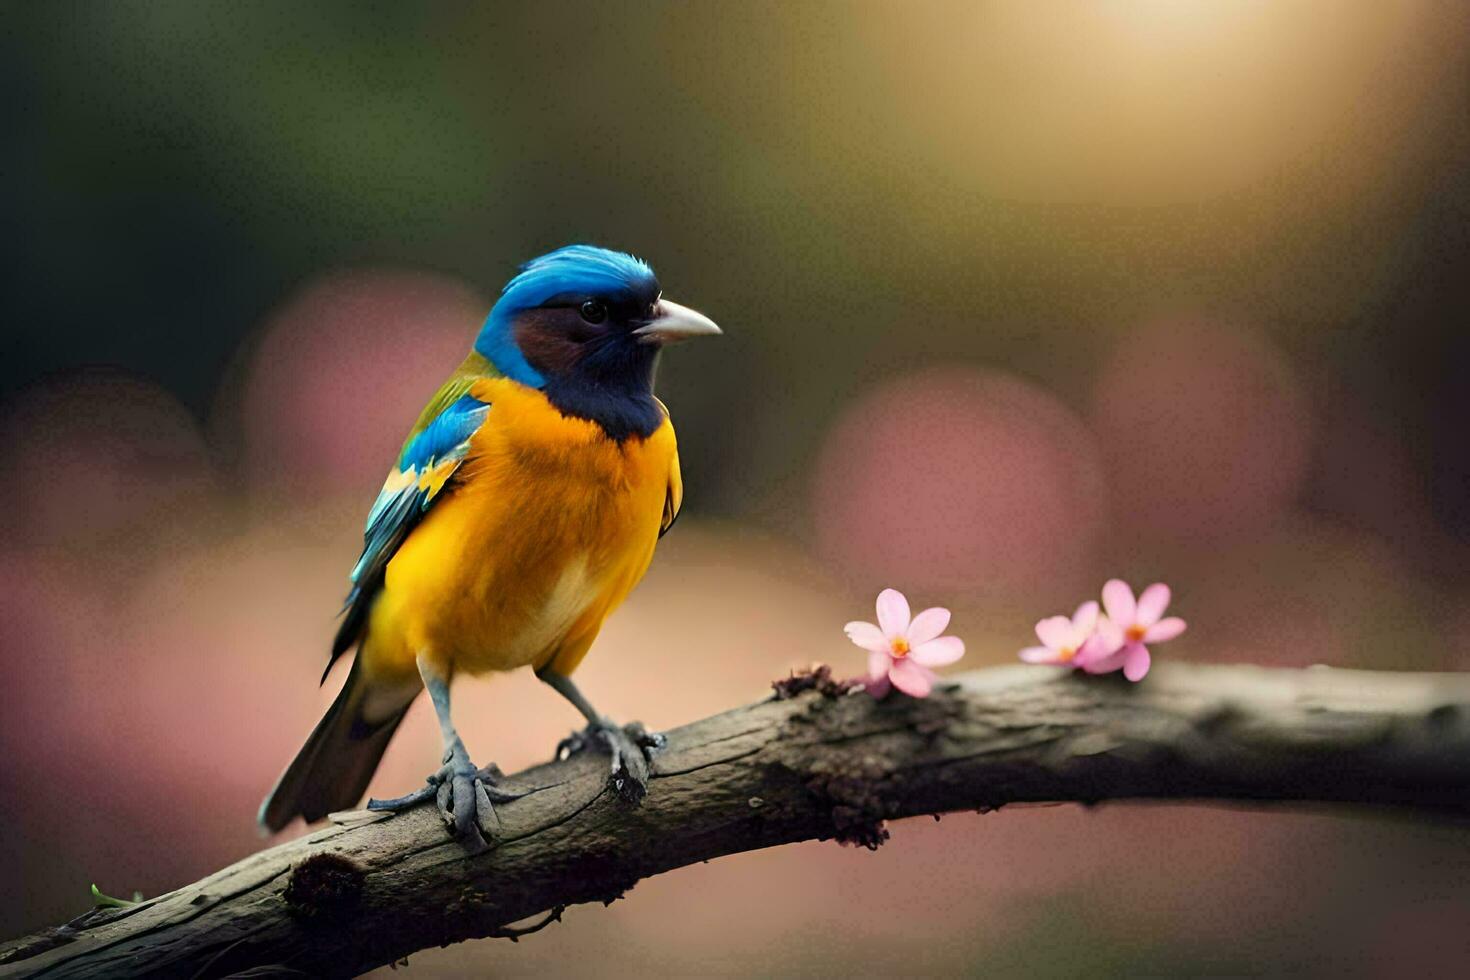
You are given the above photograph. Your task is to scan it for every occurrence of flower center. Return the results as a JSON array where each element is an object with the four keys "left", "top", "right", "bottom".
[
  {"left": 1058, "top": 646, "right": 1076, "bottom": 662},
  {"left": 1125, "top": 624, "right": 1146, "bottom": 643},
  {"left": 890, "top": 637, "right": 910, "bottom": 658}
]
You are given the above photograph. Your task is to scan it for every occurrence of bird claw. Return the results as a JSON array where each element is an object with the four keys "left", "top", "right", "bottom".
[
  {"left": 555, "top": 719, "right": 665, "bottom": 804},
  {"left": 367, "top": 753, "right": 527, "bottom": 850}
]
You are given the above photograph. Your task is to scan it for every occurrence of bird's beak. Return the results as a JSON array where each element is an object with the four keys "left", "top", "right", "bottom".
[{"left": 633, "top": 299, "right": 722, "bottom": 344}]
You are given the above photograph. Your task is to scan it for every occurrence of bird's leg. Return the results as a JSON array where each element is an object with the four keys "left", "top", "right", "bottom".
[
  {"left": 536, "top": 668, "right": 665, "bottom": 803},
  {"left": 367, "top": 657, "right": 524, "bottom": 850}
]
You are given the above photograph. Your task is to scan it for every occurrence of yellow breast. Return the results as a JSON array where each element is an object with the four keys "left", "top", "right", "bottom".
[{"left": 361, "top": 379, "right": 677, "bottom": 681}]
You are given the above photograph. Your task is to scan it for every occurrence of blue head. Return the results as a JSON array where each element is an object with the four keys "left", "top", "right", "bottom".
[{"left": 475, "top": 245, "right": 720, "bottom": 439}]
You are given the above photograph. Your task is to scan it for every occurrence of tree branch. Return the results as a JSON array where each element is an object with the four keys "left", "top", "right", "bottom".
[{"left": 5, "top": 662, "right": 1470, "bottom": 978}]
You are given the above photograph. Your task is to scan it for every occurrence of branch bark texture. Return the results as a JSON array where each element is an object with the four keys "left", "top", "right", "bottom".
[{"left": 4, "top": 663, "right": 1470, "bottom": 978}]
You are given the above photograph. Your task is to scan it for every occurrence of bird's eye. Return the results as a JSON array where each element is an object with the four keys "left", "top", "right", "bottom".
[{"left": 579, "top": 300, "right": 607, "bottom": 324}]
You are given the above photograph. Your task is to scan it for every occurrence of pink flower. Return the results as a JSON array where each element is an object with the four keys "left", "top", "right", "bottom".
[
  {"left": 1018, "top": 600, "right": 1115, "bottom": 667},
  {"left": 845, "top": 588, "right": 965, "bottom": 698},
  {"left": 1079, "top": 579, "right": 1188, "bottom": 681}
]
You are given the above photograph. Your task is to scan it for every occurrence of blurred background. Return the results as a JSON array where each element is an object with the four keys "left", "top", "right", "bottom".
[{"left": 4, "top": 1, "right": 1470, "bottom": 975}]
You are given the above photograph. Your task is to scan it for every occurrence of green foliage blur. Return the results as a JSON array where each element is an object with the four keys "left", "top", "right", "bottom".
[{"left": 8, "top": 2, "right": 1467, "bottom": 538}]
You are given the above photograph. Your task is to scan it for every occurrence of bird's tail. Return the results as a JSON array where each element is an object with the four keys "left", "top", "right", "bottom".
[{"left": 258, "top": 659, "right": 417, "bottom": 833}]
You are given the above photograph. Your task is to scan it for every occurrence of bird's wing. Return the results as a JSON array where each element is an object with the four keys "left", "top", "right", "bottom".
[
  {"left": 324, "top": 360, "right": 494, "bottom": 680},
  {"left": 653, "top": 399, "right": 682, "bottom": 538},
  {"left": 661, "top": 447, "right": 683, "bottom": 538}
]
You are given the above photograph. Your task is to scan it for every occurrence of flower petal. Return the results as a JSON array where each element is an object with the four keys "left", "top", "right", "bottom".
[
  {"left": 1144, "top": 617, "right": 1187, "bottom": 643},
  {"left": 876, "top": 589, "right": 912, "bottom": 638},
  {"left": 912, "top": 636, "right": 964, "bottom": 666},
  {"left": 889, "top": 659, "right": 934, "bottom": 697},
  {"left": 865, "top": 672, "right": 892, "bottom": 699},
  {"left": 1069, "top": 600, "right": 1099, "bottom": 647},
  {"left": 1101, "top": 579, "right": 1136, "bottom": 625},
  {"left": 1123, "top": 643, "right": 1151, "bottom": 681},
  {"left": 1136, "top": 583, "right": 1171, "bottom": 627},
  {"left": 1079, "top": 643, "right": 1127, "bottom": 674},
  {"left": 868, "top": 649, "right": 892, "bottom": 681},
  {"left": 907, "top": 607, "right": 952, "bottom": 646},
  {"left": 1018, "top": 645, "right": 1060, "bottom": 664},
  {"left": 1077, "top": 622, "right": 1123, "bottom": 663},
  {"left": 1035, "top": 615, "right": 1074, "bottom": 649},
  {"left": 845, "top": 621, "right": 888, "bottom": 652}
]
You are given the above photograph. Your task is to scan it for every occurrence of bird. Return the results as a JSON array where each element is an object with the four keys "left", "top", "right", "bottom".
[{"left": 258, "top": 245, "right": 720, "bottom": 848}]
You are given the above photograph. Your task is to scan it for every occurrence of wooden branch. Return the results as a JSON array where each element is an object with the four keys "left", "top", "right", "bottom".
[{"left": 5, "top": 662, "right": 1470, "bottom": 979}]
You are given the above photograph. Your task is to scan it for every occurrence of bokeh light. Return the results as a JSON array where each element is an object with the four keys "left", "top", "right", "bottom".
[
  {"left": 1090, "top": 316, "right": 1313, "bottom": 552},
  {"left": 813, "top": 368, "right": 1106, "bottom": 609},
  {"left": 0, "top": 373, "right": 215, "bottom": 554},
  {"left": 232, "top": 269, "right": 485, "bottom": 503},
  {"left": 871, "top": 2, "right": 1446, "bottom": 206}
]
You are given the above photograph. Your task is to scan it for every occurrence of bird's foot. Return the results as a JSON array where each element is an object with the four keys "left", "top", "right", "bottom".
[
  {"left": 367, "top": 747, "right": 526, "bottom": 851},
  {"left": 555, "top": 719, "right": 665, "bottom": 803}
]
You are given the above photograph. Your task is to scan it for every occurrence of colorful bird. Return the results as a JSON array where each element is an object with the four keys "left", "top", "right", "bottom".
[{"left": 259, "top": 245, "right": 720, "bottom": 847}]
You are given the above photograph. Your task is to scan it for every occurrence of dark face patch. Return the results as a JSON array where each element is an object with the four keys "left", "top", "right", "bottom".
[
  {"left": 513, "top": 307, "right": 600, "bottom": 378},
  {"left": 510, "top": 288, "right": 666, "bottom": 441}
]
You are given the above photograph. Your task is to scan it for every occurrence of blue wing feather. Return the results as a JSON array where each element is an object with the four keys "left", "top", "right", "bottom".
[
  {"left": 396, "top": 393, "right": 492, "bottom": 471},
  {"left": 350, "top": 394, "right": 489, "bottom": 583},
  {"left": 326, "top": 392, "right": 490, "bottom": 679}
]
